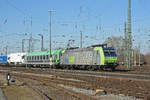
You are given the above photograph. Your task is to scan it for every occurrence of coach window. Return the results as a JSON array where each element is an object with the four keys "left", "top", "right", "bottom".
[
  {"left": 40, "top": 56, "right": 42, "bottom": 60},
  {"left": 46, "top": 55, "right": 49, "bottom": 60},
  {"left": 37, "top": 56, "right": 39, "bottom": 60},
  {"left": 39, "top": 56, "right": 40, "bottom": 60},
  {"left": 32, "top": 56, "right": 34, "bottom": 61},
  {"left": 34, "top": 56, "right": 36, "bottom": 61},
  {"left": 43, "top": 55, "right": 45, "bottom": 60},
  {"left": 35, "top": 56, "right": 37, "bottom": 61}
]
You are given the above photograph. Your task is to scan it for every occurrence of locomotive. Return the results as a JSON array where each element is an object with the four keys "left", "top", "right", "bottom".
[{"left": 24, "top": 44, "right": 118, "bottom": 70}]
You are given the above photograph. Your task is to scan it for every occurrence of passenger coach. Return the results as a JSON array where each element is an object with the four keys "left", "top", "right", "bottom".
[{"left": 24, "top": 50, "right": 63, "bottom": 67}]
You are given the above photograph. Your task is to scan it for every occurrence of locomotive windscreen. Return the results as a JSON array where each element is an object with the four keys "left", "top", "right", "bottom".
[{"left": 103, "top": 48, "right": 117, "bottom": 57}]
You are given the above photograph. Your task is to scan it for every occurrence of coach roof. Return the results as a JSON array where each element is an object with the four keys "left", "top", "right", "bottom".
[{"left": 25, "top": 49, "right": 63, "bottom": 56}]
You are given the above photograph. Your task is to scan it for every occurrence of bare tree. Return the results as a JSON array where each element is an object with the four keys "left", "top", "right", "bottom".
[{"left": 104, "top": 36, "right": 125, "bottom": 64}]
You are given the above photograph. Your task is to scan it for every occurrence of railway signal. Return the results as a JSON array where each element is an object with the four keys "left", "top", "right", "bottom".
[{"left": 6, "top": 73, "right": 11, "bottom": 86}]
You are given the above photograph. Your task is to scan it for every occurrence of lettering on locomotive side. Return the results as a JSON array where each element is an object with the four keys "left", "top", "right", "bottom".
[
  {"left": 68, "top": 56, "right": 75, "bottom": 63},
  {"left": 64, "top": 58, "right": 69, "bottom": 63}
]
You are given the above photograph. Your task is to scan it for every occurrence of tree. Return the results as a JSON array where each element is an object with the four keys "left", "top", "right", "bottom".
[
  {"left": 103, "top": 36, "right": 125, "bottom": 64},
  {"left": 103, "top": 36, "right": 147, "bottom": 66}
]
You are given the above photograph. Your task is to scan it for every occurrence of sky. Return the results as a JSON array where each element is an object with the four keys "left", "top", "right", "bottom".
[{"left": 0, "top": 0, "right": 150, "bottom": 54}]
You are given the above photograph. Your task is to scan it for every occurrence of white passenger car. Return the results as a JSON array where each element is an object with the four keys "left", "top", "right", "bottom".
[{"left": 7, "top": 53, "right": 26, "bottom": 64}]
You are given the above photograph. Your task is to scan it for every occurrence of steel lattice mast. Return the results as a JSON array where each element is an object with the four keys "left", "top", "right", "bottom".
[{"left": 127, "top": 0, "right": 132, "bottom": 69}]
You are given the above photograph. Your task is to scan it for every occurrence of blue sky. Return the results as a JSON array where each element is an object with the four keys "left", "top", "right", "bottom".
[{"left": 0, "top": 0, "right": 150, "bottom": 54}]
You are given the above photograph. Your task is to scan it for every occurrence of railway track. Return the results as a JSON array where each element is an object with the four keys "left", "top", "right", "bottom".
[
  {"left": 0, "top": 66, "right": 150, "bottom": 99},
  {"left": 1, "top": 66, "right": 150, "bottom": 81},
  {"left": 17, "top": 77, "right": 81, "bottom": 100},
  {"left": 0, "top": 69, "right": 98, "bottom": 100},
  {"left": 47, "top": 69, "right": 150, "bottom": 81}
]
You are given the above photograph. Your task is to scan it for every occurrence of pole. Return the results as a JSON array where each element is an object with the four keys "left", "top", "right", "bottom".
[
  {"left": 30, "top": 17, "right": 33, "bottom": 52},
  {"left": 127, "top": 0, "right": 132, "bottom": 69},
  {"left": 41, "top": 35, "right": 43, "bottom": 51},
  {"left": 22, "top": 39, "right": 25, "bottom": 52},
  {"left": 138, "top": 43, "right": 141, "bottom": 66},
  {"left": 5, "top": 46, "right": 8, "bottom": 55},
  {"left": 48, "top": 10, "right": 55, "bottom": 67},
  {"left": 38, "top": 34, "right": 44, "bottom": 51},
  {"left": 80, "top": 31, "right": 82, "bottom": 48},
  {"left": 134, "top": 47, "right": 136, "bottom": 66},
  {"left": 29, "top": 38, "right": 31, "bottom": 52},
  {"left": 124, "top": 22, "right": 127, "bottom": 66}
]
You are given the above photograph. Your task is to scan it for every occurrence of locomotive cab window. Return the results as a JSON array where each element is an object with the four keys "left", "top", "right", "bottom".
[
  {"left": 104, "top": 50, "right": 110, "bottom": 57},
  {"left": 109, "top": 50, "right": 117, "bottom": 57}
]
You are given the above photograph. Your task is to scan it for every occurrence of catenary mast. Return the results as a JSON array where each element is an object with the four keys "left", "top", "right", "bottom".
[{"left": 127, "top": 0, "right": 132, "bottom": 69}]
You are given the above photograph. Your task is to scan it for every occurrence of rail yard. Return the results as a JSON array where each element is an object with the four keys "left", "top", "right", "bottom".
[
  {"left": 1, "top": 0, "right": 150, "bottom": 100},
  {"left": 0, "top": 66, "right": 150, "bottom": 100}
]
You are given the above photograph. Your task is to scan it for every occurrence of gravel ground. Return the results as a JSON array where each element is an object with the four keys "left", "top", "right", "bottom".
[
  {"left": 57, "top": 77, "right": 85, "bottom": 82},
  {"left": 0, "top": 73, "right": 44, "bottom": 100},
  {"left": 0, "top": 88, "right": 7, "bottom": 100},
  {"left": 58, "top": 84, "right": 144, "bottom": 100}
]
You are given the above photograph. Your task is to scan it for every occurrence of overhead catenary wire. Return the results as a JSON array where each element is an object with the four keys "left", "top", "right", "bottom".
[{"left": 5, "top": 0, "right": 26, "bottom": 16}]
